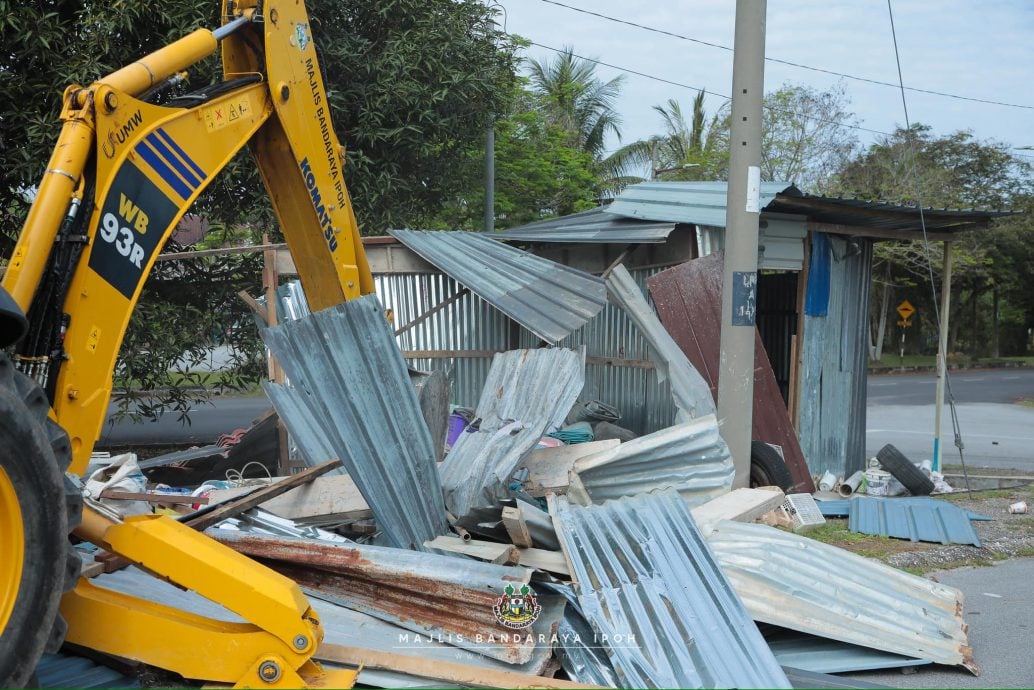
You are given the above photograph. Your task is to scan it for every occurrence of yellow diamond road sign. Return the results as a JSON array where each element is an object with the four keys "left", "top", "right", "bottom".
[{"left": 897, "top": 299, "right": 915, "bottom": 320}]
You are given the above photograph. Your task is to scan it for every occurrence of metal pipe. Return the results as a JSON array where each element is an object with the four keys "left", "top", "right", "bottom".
[
  {"left": 212, "top": 13, "right": 253, "bottom": 40},
  {"left": 717, "top": 0, "right": 767, "bottom": 488},
  {"left": 933, "top": 241, "right": 952, "bottom": 471}
]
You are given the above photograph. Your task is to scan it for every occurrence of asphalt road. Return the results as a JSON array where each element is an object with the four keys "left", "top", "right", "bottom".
[
  {"left": 866, "top": 369, "right": 1034, "bottom": 471},
  {"left": 97, "top": 396, "right": 272, "bottom": 447},
  {"left": 867, "top": 369, "right": 1034, "bottom": 405},
  {"left": 846, "top": 558, "right": 1034, "bottom": 689}
]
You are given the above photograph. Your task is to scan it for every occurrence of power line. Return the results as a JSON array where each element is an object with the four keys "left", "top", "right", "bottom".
[
  {"left": 527, "top": 41, "right": 894, "bottom": 137},
  {"left": 531, "top": 0, "right": 1034, "bottom": 111}
]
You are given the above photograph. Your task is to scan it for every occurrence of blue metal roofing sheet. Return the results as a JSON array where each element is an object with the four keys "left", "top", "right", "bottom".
[
  {"left": 551, "top": 490, "right": 791, "bottom": 689},
  {"left": 606, "top": 180, "right": 795, "bottom": 226},
  {"left": 35, "top": 653, "right": 139, "bottom": 688},
  {"left": 388, "top": 229, "right": 607, "bottom": 344},
  {"left": 847, "top": 495, "right": 981, "bottom": 546},
  {"left": 817, "top": 497, "right": 992, "bottom": 522},
  {"left": 492, "top": 206, "right": 676, "bottom": 244},
  {"left": 261, "top": 295, "right": 449, "bottom": 550}
]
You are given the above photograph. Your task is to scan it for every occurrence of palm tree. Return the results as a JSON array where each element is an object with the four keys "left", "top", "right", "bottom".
[
  {"left": 527, "top": 48, "right": 637, "bottom": 194},
  {"left": 613, "top": 91, "right": 722, "bottom": 181},
  {"left": 527, "top": 48, "right": 624, "bottom": 160}
]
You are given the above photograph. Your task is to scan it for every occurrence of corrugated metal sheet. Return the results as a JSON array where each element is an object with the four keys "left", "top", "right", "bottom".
[
  {"left": 573, "top": 415, "right": 734, "bottom": 505},
  {"left": 607, "top": 180, "right": 794, "bottom": 226},
  {"left": 35, "top": 653, "right": 139, "bottom": 688},
  {"left": 551, "top": 490, "right": 791, "bottom": 689},
  {"left": 208, "top": 531, "right": 561, "bottom": 665},
  {"left": 706, "top": 520, "right": 976, "bottom": 671},
  {"left": 768, "top": 190, "right": 1014, "bottom": 232},
  {"left": 388, "top": 229, "right": 607, "bottom": 344},
  {"left": 698, "top": 220, "right": 808, "bottom": 271},
  {"left": 646, "top": 253, "right": 816, "bottom": 492},
  {"left": 797, "top": 235, "right": 872, "bottom": 476},
  {"left": 782, "top": 667, "right": 896, "bottom": 689},
  {"left": 765, "top": 629, "right": 930, "bottom": 673},
  {"left": 377, "top": 272, "right": 508, "bottom": 409},
  {"left": 89, "top": 565, "right": 557, "bottom": 686},
  {"left": 439, "top": 348, "right": 584, "bottom": 518},
  {"left": 493, "top": 206, "right": 676, "bottom": 244},
  {"left": 263, "top": 382, "right": 339, "bottom": 471},
  {"left": 605, "top": 264, "right": 714, "bottom": 422},
  {"left": 261, "top": 295, "right": 449, "bottom": 550},
  {"left": 848, "top": 496, "right": 981, "bottom": 546}
]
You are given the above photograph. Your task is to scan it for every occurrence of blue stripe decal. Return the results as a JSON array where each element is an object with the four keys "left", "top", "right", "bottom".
[
  {"left": 144, "top": 132, "right": 201, "bottom": 190},
  {"left": 154, "top": 128, "right": 206, "bottom": 181},
  {"left": 135, "top": 141, "right": 192, "bottom": 200}
]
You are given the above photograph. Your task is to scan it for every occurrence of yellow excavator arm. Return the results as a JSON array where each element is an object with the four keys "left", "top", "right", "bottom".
[{"left": 1, "top": 1, "right": 373, "bottom": 686}]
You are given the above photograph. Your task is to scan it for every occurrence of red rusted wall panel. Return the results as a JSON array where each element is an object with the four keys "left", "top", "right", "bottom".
[{"left": 646, "top": 253, "right": 815, "bottom": 492}]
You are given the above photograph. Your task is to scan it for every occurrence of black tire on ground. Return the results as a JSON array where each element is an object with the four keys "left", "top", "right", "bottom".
[
  {"left": 749, "top": 440, "right": 795, "bottom": 491},
  {"left": 876, "top": 443, "right": 934, "bottom": 496},
  {"left": 0, "top": 356, "right": 81, "bottom": 688}
]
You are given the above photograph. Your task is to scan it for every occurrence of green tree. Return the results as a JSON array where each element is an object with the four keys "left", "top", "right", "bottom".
[
  {"left": 610, "top": 92, "right": 724, "bottom": 181},
  {"left": 707, "top": 83, "right": 859, "bottom": 191},
  {"left": 830, "top": 125, "right": 1032, "bottom": 358},
  {"left": 1, "top": 0, "right": 520, "bottom": 421},
  {"left": 526, "top": 47, "right": 636, "bottom": 194}
]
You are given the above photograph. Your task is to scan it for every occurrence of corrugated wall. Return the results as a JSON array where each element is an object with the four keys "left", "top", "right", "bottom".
[
  {"left": 797, "top": 236, "right": 872, "bottom": 477},
  {"left": 375, "top": 269, "right": 676, "bottom": 435}
]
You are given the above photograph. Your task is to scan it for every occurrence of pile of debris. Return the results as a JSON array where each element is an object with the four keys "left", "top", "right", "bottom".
[{"left": 77, "top": 265, "right": 981, "bottom": 688}]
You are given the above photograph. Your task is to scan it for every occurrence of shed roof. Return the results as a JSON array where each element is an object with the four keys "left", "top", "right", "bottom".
[
  {"left": 491, "top": 206, "right": 676, "bottom": 244},
  {"left": 602, "top": 181, "right": 1015, "bottom": 240}
]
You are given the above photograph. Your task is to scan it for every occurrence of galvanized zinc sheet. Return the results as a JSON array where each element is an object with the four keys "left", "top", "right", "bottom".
[
  {"left": 607, "top": 180, "right": 794, "bottom": 226},
  {"left": 89, "top": 565, "right": 557, "bottom": 685},
  {"left": 573, "top": 415, "right": 734, "bottom": 505},
  {"left": 35, "top": 653, "right": 140, "bottom": 689},
  {"left": 493, "top": 206, "right": 676, "bottom": 244},
  {"left": 439, "top": 348, "right": 584, "bottom": 518},
  {"left": 605, "top": 264, "right": 714, "bottom": 422},
  {"left": 765, "top": 629, "right": 930, "bottom": 674},
  {"left": 797, "top": 235, "right": 872, "bottom": 477},
  {"left": 707, "top": 520, "right": 976, "bottom": 671},
  {"left": 208, "top": 531, "right": 560, "bottom": 665},
  {"left": 261, "top": 295, "right": 449, "bottom": 550},
  {"left": 388, "top": 229, "right": 607, "bottom": 344},
  {"left": 551, "top": 490, "right": 791, "bottom": 689},
  {"left": 848, "top": 496, "right": 981, "bottom": 546}
]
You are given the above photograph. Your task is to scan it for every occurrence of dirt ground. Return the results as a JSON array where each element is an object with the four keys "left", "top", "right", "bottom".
[{"left": 807, "top": 483, "right": 1034, "bottom": 575}]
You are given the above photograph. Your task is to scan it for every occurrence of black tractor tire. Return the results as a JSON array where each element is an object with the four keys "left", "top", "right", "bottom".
[
  {"left": 0, "top": 355, "right": 81, "bottom": 688},
  {"left": 876, "top": 443, "right": 934, "bottom": 496},
  {"left": 749, "top": 440, "right": 794, "bottom": 492}
]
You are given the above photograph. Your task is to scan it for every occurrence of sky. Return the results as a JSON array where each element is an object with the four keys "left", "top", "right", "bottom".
[{"left": 494, "top": 0, "right": 1034, "bottom": 164}]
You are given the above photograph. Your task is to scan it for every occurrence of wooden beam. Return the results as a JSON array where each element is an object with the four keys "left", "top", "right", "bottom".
[
  {"left": 425, "top": 536, "right": 569, "bottom": 576},
  {"left": 316, "top": 644, "right": 603, "bottom": 689},
  {"left": 394, "top": 287, "right": 469, "bottom": 336},
  {"left": 520, "top": 440, "right": 619, "bottom": 497},
  {"left": 205, "top": 473, "right": 372, "bottom": 522},
  {"left": 237, "top": 290, "right": 268, "bottom": 322},
  {"left": 690, "top": 487, "right": 785, "bottom": 536},
  {"left": 809, "top": 221, "right": 958, "bottom": 242},
  {"left": 157, "top": 243, "right": 286, "bottom": 261},
  {"left": 501, "top": 506, "right": 533, "bottom": 548},
  {"left": 184, "top": 459, "right": 341, "bottom": 531}
]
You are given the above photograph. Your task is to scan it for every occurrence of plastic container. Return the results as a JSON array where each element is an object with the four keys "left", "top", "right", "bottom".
[{"left": 446, "top": 413, "right": 470, "bottom": 449}]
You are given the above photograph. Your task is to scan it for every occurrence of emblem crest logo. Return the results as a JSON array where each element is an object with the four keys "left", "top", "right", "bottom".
[{"left": 493, "top": 584, "right": 542, "bottom": 630}]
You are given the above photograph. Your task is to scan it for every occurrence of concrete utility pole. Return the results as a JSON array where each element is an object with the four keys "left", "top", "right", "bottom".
[
  {"left": 717, "top": 0, "right": 766, "bottom": 488},
  {"left": 484, "top": 121, "right": 495, "bottom": 233}
]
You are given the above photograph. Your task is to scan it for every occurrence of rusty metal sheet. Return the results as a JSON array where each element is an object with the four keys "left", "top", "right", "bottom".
[
  {"left": 646, "top": 252, "right": 815, "bottom": 492},
  {"left": 209, "top": 531, "right": 563, "bottom": 666}
]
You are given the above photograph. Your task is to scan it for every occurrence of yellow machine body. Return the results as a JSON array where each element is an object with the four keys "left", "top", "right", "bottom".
[{"left": 1, "top": 1, "right": 373, "bottom": 686}]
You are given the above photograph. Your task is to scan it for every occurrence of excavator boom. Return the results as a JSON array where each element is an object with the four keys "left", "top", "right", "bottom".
[{"left": 0, "top": 1, "right": 372, "bottom": 686}]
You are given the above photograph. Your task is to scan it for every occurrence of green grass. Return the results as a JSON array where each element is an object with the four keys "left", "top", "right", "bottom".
[{"left": 869, "top": 354, "right": 1034, "bottom": 370}]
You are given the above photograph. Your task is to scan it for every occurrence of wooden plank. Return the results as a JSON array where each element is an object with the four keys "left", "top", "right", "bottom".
[
  {"left": 237, "top": 290, "right": 268, "bottom": 322},
  {"left": 98, "top": 490, "right": 208, "bottom": 506},
  {"left": 501, "top": 506, "right": 532, "bottom": 548},
  {"left": 520, "top": 440, "right": 620, "bottom": 497},
  {"left": 185, "top": 459, "right": 341, "bottom": 531},
  {"left": 316, "top": 643, "right": 602, "bottom": 689},
  {"left": 690, "top": 487, "right": 785, "bottom": 536},
  {"left": 206, "top": 474, "right": 371, "bottom": 522},
  {"left": 425, "top": 536, "right": 569, "bottom": 576},
  {"left": 80, "top": 561, "right": 105, "bottom": 579}
]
